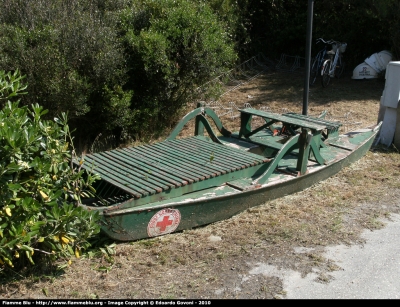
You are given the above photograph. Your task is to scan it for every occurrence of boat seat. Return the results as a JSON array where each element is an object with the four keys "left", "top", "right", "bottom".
[{"left": 282, "top": 112, "right": 342, "bottom": 137}]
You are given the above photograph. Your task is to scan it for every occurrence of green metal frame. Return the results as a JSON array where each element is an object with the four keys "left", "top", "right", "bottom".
[
  {"left": 234, "top": 108, "right": 337, "bottom": 183},
  {"left": 167, "top": 103, "right": 231, "bottom": 141}
]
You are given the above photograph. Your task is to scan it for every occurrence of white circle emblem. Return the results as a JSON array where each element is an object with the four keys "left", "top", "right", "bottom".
[{"left": 147, "top": 208, "right": 181, "bottom": 237}]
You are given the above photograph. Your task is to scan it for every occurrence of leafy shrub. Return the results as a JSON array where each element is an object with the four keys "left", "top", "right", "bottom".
[
  {"left": 0, "top": 0, "right": 130, "bottom": 146},
  {"left": 0, "top": 70, "right": 101, "bottom": 270},
  {"left": 122, "top": 0, "right": 237, "bottom": 137}
]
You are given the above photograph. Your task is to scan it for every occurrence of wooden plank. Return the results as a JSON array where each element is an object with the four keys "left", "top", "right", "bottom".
[
  {"left": 104, "top": 150, "right": 194, "bottom": 185},
  {"left": 150, "top": 142, "right": 227, "bottom": 175},
  {"left": 84, "top": 155, "right": 160, "bottom": 195},
  {"left": 149, "top": 138, "right": 232, "bottom": 171},
  {"left": 166, "top": 138, "right": 260, "bottom": 169},
  {"left": 327, "top": 136, "right": 359, "bottom": 151},
  {"left": 231, "top": 132, "right": 285, "bottom": 150},
  {"left": 85, "top": 153, "right": 171, "bottom": 192},
  {"left": 163, "top": 139, "right": 239, "bottom": 172},
  {"left": 247, "top": 136, "right": 284, "bottom": 150},
  {"left": 82, "top": 134, "right": 272, "bottom": 201},
  {"left": 283, "top": 113, "right": 342, "bottom": 129},
  {"left": 226, "top": 178, "right": 255, "bottom": 191},
  {"left": 189, "top": 137, "right": 269, "bottom": 164},
  {"left": 128, "top": 143, "right": 220, "bottom": 177},
  {"left": 239, "top": 108, "right": 326, "bottom": 130},
  {"left": 218, "top": 136, "right": 259, "bottom": 151},
  {"left": 168, "top": 138, "right": 255, "bottom": 170},
  {"left": 82, "top": 156, "right": 145, "bottom": 198},
  {"left": 194, "top": 136, "right": 269, "bottom": 161}
]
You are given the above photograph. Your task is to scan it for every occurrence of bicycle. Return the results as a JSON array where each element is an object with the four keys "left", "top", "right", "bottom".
[
  {"left": 321, "top": 40, "right": 346, "bottom": 87},
  {"left": 309, "top": 38, "right": 335, "bottom": 86}
]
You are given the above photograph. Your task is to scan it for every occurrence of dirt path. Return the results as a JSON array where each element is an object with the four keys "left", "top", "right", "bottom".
[{"left": 284, "top": 213, "right": 400, "bottom": 299}]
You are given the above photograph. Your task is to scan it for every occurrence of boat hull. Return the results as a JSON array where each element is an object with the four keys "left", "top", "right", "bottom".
[{"left": 98, "top": 128, "right": 377, "bottom": 241}]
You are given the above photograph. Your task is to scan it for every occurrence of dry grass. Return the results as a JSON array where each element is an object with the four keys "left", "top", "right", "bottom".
[{"left": 1, "top": 71, "right": 400, "bottom": 299}]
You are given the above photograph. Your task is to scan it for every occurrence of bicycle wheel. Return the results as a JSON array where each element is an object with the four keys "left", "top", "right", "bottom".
[
  {"left": 321, "top": 59, "right": 331, "bottom": 87},
  {"left": 335, "top": 56, "right": 345, "bottom": 78},
  {"left": 309, "top": 57, "right": 319, "bottom": 86}
]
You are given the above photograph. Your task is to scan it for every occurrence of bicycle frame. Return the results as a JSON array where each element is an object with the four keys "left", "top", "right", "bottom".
[
  {"left": 320, "top": 40, "right": 346, "bottom": 87},
  {"left": 324, "top": 48, "right": 341, "bottom": 78},
  {"left": 309, "top": 38, "right": 335, "bottom": 86},
  {"left": 315, "top": 49, "right": 327, "bottom": 71}
]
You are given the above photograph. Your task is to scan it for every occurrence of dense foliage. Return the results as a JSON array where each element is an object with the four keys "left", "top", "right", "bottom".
[
  {"left": 0, "top": 0, "right": 237, "bottom": 146},
  {"left": 0, "top": 0, "right": 399, "bottom": 148},
  {"left": 0, "top": 0, "right": 130, "bottom": 147},
  {"left": 0, "top": 70, "right": 101, "bottom": 270},
  {"left": 226, "top": 0, "right": 398, "bottom": 68},
  {"left": 121, "top": 0, "right": 237, "bottom": 137}
]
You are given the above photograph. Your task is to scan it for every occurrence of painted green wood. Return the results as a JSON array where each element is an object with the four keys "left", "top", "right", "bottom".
[
  {"left": 152, "top": 141, "right": 231, "bottom": 174},
  {"left": 233, "top": 133, "right": 285, "bottom": 150},
  {"left": 195, "top": 114, "right": 205, "bottom": 137},
  {"left": 226, "top": 178, "right": 255, "bottom": 191},
  {"left": 200, "top": 108, "right": 232, "bottom": 138},
  {"left": 243, "top": 122, "right": 273, "bottom": 138},
  {"left": 296, "top": 129, "right": 312, "bottom": 175},
  {"left": 239, "top": 111, "right": 253, "bottom": 137},
  {"left": 82, "top": 157, "right": 143, "bottom": 198},
  {"left": 160, "top": 138, "right": 238, "bottom": 172},
  {"left": 104, "top": 149, "right": 193, "bottom": 184},
  {"left": 167, "top": 105, "right": 231, "bottom": 141},
  {"left": 78, "top": 105, "right": 381, "bottom": 241},
  {"left": 167, "top": 108, "right": 204, "bottom": 140},
  {"left": 114, "top": 147, "right": 200, "bottom": 183},
  {"left": 283, "top": 112, "right": 341, "bottom": 130},
  {"left": 161, "top": 137, "right": 267, "bottom": 169},
  {"left": 95, "top": 152, "right": 176, "bottom": 191},
  {"left": 309, "top": 138, "right": 327, "bottom": 164},
  {"left": 163, "top": 139, "right": 242, "bottom": 171},
  {"left": 83, "top": 155, "right": 156, "bottom": 196},
  {"left": 96, "top": 123, "right": 379, "bottom": 241},
  {"left": 252, "top": 133, "right": 301, "bottom": 185},
  {"left": 328, "top": 136, "right": 359, "bottom": 151},
  {"left": 240, "top": 108, "right": 327, "bottom": 130},
  {"left": 182, "top": 137, "right": 268, "bottom": 166},
  {"left": 127, "top": 142, "right": 217, "bottom": 179},
  {"left": 94, "top": 160, "right": 270, "bottom": 212},
  {"left": 84, "top": 155, "right": 163, "bottom": 195},
  {"left": 192, "top": 136, "right": 268, "bottom": 162},
  {"left": 217, "top": 136, "right": 260, "bottom": 151},
  {"left": 195, "top": 115, "right": 224, "bottom": 144},
  {"left": 81, "top": 133, "right": 273, "bottom": 208},
  {"left": 86, "top": 153, "right": 172, "bottom": 192}
]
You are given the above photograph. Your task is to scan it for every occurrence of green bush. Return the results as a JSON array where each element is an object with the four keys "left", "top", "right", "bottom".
[
  {"left": 0, "top": 0, "right": 130, "bottom": 146},
  {"left": 0, "top": 0, "right": 237, "bottom": 146},
  {"left": 0, "top": 70, "right": 101, "bottom": 270},
  {"left": 114, "top": 0, "right": 238, "bottom": 138}
]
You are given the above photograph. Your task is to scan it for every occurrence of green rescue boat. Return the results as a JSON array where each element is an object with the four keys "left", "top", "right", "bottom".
[{"left": 78, "top": 104, "right": 381, "bottom": 241}]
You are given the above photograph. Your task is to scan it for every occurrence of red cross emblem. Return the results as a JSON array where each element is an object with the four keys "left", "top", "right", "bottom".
[
  {"left": 156, "top": 216, "right": 173, "bottom": 231},
  {"left": 147, "top": 208, "right": 181, "bottom": 237}
]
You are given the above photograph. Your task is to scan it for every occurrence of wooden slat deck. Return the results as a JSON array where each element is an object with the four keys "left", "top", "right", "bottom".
[
  {"left": 283, "top": 112, "right": 342, "bottom": 130},
  {"left": 82, "top": 136, "right": 269, "bottom": 198},
  {"left": 239, "top": 108, "right": 327, "bottom": 131}
]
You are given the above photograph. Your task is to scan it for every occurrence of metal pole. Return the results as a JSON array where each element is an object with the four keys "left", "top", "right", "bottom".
[{"left": 302, "top": 0, "right": 314, "bottom": 116}]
